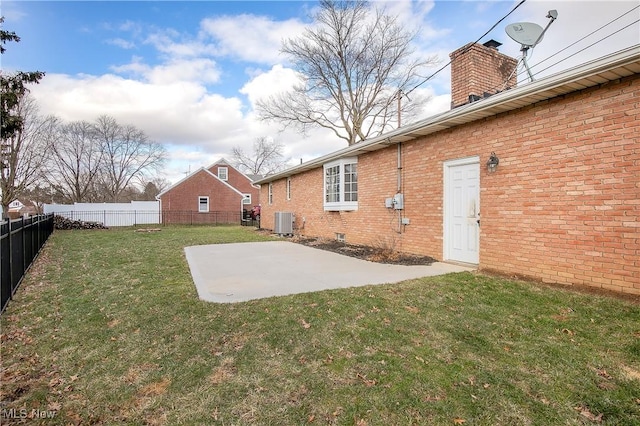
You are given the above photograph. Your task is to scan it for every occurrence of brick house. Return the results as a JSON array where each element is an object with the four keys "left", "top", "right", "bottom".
[
  {"left": 157, "top": 159, "right": 260, "bottom": 224},
  {"left": 7, "top": 199, "right": 39, "bottom": 219},
  {"left": 254, "top": 42, "right": 640, "bottom": 295}
]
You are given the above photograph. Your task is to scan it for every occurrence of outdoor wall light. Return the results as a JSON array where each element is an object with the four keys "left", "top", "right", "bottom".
[{"left": 486, "top": 152, "right": 499, "bottom": 173}]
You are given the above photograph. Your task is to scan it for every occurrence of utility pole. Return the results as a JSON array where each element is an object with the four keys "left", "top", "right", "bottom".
[{"left": 397, "top": 90, "right": 402, "bottom": 128}]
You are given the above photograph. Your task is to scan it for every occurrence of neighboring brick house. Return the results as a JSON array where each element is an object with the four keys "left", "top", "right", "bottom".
[
  {"left": 255, "top": 42, "right": 640, "bottom": 295},
  {"left": 7, "top": 199, "right": 39, "bottom": 219},
  {"left": 157, "top": 159, "right": 260, "bottom": 224}
]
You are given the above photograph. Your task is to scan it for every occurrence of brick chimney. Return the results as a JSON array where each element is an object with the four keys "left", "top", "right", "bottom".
[{"left": 449, "top": 40, "right": 518, "bottom": 109}]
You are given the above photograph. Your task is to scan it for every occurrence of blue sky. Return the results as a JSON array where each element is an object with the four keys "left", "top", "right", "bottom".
[{"left": 2, "top": 1, "right": 639, "bottom": 184}]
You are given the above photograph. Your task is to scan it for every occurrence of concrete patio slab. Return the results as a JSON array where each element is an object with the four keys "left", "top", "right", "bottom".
[{"left": 184, "top": 240, "right": 474, "bottom": 303}]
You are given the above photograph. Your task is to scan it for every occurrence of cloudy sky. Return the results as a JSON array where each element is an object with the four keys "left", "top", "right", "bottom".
[{"left": 2, "top": 0, "right": 638, "bottom": 184}]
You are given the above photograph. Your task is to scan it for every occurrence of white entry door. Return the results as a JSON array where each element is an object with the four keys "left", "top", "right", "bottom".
[{"left": 444, "top": 158, "right": 480, "bottom": 264}]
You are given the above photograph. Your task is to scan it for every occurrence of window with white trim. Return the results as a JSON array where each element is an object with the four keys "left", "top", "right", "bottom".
[
  {"left": 198, "top": 196, "right": 209, "bottom": 212},
  {"left": 242, "top": 194, "right": 252, "bottom": 205},
  {"left": 286, "top": 178, "right": 291, "bottom": 200},
  {"left": 217, "top": 167, "right": 228, "bottom": 181},
  {"left": 268, "top": 183, "right": 273, "bottom": 205},
  {"left": 323, "top": 158, "right": 358, "bottom": 211}
]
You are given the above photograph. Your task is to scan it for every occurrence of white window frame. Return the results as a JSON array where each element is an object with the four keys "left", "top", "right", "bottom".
[
  {"left": 268, "top": 183, "right": 273, "bottom": 205},
  {"left": 286, "top": 178, "right": 292, "bottom": 201},
  {"left": 217, "top": 167, "right": 228, "bottom": 181},
  {"left": 198, "top": 196, "right": 209, "bottom": 213},
  {"left": 323, "top": 157, "right": 358, "bottom": 211},
  {"left": 242, "top": 193, "right": 252, "bottom": 205}
]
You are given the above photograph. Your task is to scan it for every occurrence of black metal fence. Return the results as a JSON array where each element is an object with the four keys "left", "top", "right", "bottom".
[{"left": 1, "top": 214, "right": 55, "bottom": 314}]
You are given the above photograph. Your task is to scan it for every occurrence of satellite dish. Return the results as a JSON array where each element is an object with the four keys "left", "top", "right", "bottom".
[
  {"left": 504, "top": 11, "right": 558, "bottom": 82},
  {"left": 505, "top": 22, "right": 545, "bottom": 47}
]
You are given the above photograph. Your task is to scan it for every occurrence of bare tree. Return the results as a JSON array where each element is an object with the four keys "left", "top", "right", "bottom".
[
  {"left": 256, "top": 0, "right": 438, "bottom": 146},
  {"left": 0, "top": 96, "right": 55, "bottom": 215},
  {"left": 20, "top": 184, "right": 57, "bottom": 213},
  {"left": 47, "top": 120, "right": 104, "bottom": 203},
  {"left": 231, "top": 137, "right": 290, "bottom": 176},
  {"left": 1, "top": 18, "right": 47, "bottom": 216},
  {"left": 93, "top": 115, "right": 167, "bottom": 202}
]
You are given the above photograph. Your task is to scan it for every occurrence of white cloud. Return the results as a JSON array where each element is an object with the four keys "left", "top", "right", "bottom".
[
  {"left": 29, "top": 73, "right": 243, "bottom": 147},
  {"left": 118, "top": 20, "right": 141, "bottom": 33},
  {"left": 112, "top": 57, "right": 221, "bottom": 85},
  {"left": 378, "top": 0, "right": 436, "bottom": 26},
  {"left": 144, "top": 30, "right": 218, "bottom": 59},
  {"left": 105, "top": 38, "right": 136, "bottom": 49},
  {"left": 239, "top": 64, "right": 301, "bottom": 106},
  {"left": 199, "top": 14, "right": 307, "bottom": 64}
]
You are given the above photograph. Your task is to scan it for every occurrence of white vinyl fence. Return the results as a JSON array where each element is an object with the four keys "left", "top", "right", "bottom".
[{"left": 44, "top": 201, "right": 160, "bottom": 227}]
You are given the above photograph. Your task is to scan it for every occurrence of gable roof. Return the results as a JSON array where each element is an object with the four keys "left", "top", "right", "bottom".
[
  {"left": 156, "top": 167, "right": 245, "bottom": 199},
  {"left": 207, "top": 158, "right": 260, "bottom": 186},
  {"left": 255, "top": 45, "right": 640, "bottom": 185}
]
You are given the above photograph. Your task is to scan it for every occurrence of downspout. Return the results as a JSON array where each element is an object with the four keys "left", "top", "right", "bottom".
[
  {"left": 397, "top": 142, "right": 403, "bottom": 233},
  {"left": 397, "top": 142, "right": 402, "bottom": 193},
  {"left": 397, "top": 91, "right": 404, "bottom": 234}
]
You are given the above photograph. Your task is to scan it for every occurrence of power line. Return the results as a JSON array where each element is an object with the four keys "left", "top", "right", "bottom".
[
  {"left": 535, "top": 19, "right": 639, "bottom": 77},
  {"left": 491, "top": 5, "right": 640, "bottom": 95},
  {"left": 530, "top": 19, "right": 640, "bottom": 77},
  {"left": 528, "top": 4, "right": 639, "bottom": 73},
  {"left": 405, "top": 0, "right": 527, "bottom": 97}
]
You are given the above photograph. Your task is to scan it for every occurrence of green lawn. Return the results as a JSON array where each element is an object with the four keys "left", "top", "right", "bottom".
[{"left": 1, "top": 226, "right": 639, "bottom": 425}]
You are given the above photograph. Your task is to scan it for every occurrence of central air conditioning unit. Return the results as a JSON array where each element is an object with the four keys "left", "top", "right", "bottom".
[{"left": 274, "top": 212, "right": 294, "bottom": 235}]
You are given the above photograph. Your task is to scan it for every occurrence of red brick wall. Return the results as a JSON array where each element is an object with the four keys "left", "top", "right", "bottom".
[
  {"left": 208, "top": 163, "right": 260, "bottom": 207},
  {"left": 450, "top": 42, "right": 518, "bottom": 109},
  {"left": 261, "top": 75, "right": 640, "bottom": 294},
  {"left": 159, "top": 169, "right": 243, "bottom": 223}
]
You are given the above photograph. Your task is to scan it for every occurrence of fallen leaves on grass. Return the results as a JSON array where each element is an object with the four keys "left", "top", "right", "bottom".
[
  {"left": 453, "top": 417, "right": 466, "bottom": 424},
  {"left": 210, "top": 358, "right": 237, "bottom": 384},
  {"left": 621, "top": 365, "right": 640, "bottom": 381},
  {"left": 595, "top": 368, "right": 612, "bottom": 380},
  {"left": 48, "top": 401, "right": 62, "bottom": 411},
  {"left": 552, "top": 307, "right": 575, "bottom": 321},
  {"left": 300, "top": 319, "right": 311, "bottom": 329},
  {"left": 356, "top": 373, "right": 376, "bottom": 387},
  {"left": 575, "top": 405, "right": 603, "bottom": 423},
  {"left": 211, "top": 407, "right": 220, "bottom": 421},
  {"left": 139, "top": 378, "right": 171, "bottom": 397},
  {"left": 424, "top": 394, "right": 444, "bottom": 402},
  {"left": 123, "top": 363, "right": 159, "bottom": 385},
  {"left": 1, "top": 329, "right": 34, "bottom": 345}
]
